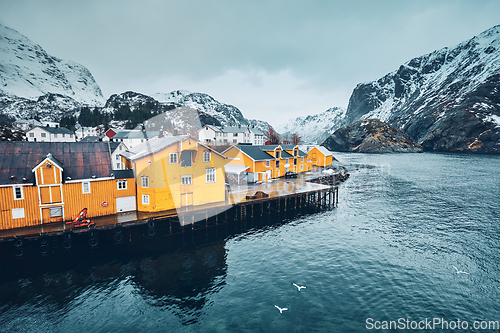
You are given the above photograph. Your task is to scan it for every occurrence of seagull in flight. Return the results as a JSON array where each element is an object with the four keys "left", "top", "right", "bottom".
[
  {"left": 452, "top": 265, "right": 469, "bottom": 274},
  {"left": 275, "top": 305, "right": 288, "bottom": 313},
  {"left": 293, "top": 283, "right": 306, "bottom": 291}
]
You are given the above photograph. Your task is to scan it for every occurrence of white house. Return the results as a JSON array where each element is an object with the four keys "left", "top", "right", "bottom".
[
  {"left": 198, "top": 125, "right": 265, "bottom": 146},
  {"left": 109, "top": 141, "right": 128, "bottom": 170},
  {"left": 75, "top": 127, "right": 97, "bottom": 141},
  {"left": 26, "top": 126, "right": 76, "bottom": 142},
  {"left": 105, "top": 129, "right": 159, "bottom": 149}
]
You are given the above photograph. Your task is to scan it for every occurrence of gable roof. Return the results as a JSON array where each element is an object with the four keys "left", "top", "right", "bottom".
[
  {"left": 28, "top": 126, "right": 74, "bottom": 134},
  {"left": 0, "top": 142, "right": 114, "bottom": 185},
  {"left": 232, "top": 145, "right": 275, "bottom": 161},
  {"left": 299, "top": 145, "right": 333, "bottom": 156}
]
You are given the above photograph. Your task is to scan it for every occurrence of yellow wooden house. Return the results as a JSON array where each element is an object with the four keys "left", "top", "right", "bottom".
[
  {"left": 223, "top": 144, "right": 311, "bottom": 182},
  {"left": 120, "top": 135, "right": 227, "bottom": 212},
  {"left": 299, "top": 145, "right": 334, "bottom": 167},
  {"left": 0, "top": 142, "right": 136, "bottom": 231}
]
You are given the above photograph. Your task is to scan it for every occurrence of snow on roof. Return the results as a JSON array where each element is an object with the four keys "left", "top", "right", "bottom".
[{"left": 120, "top": 135, "right": 188, "bottom": 161}]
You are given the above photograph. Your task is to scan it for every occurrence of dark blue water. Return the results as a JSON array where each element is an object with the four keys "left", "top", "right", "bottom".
[{"left": 1, "top": 153, "right": 499, "bottom": 332}]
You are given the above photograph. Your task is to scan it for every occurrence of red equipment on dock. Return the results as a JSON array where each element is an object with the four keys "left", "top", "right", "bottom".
[{"left": 67, "top": 208, "right": 95, "bottom": 228}]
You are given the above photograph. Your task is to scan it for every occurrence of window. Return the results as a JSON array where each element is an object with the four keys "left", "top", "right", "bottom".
[
  {"left": 276, "top": 151, "right": 280, "bottom": 159},
  {"left": 41, "top": 133, "right": 46, "bottom": 138},
  {"left": 286, "top": 158, "right": 289, "bottom": 164},
  {"left": 294, "top": 150, "right": 298, "bottom": 156},
  {"left": 223, "top": 133, "right": 228, "bottom": 137},
  {"left": 206, "top": 167, "right": 216, "bottom": 183},
  {"left": 233, "top": 139, "right": 237, "bottom": 143},
  {"left": 62, "top": 134, "right": 65, "bottom": 138},
  {"left": 266, "top": 160, "right": 270, "bottom": 167},
  {"left": 294, "top": 158, "right": 297, "bottom": 165},
  {"left": 119, "top": 145, "right": 123, "bottom": 150},
  {"left": 233, "top": 133, "right": 238, "bottom": 137},
  {"left": 169, "top": 152, "right": 178, "bottom": 164},
  {"left": 117, "top": 180, "right": 127, "bottom": 190},
  {"left": 276, "top": 160, "right": 280, "bottom": 168},
  {"left": 223, "top": 139, "right": 228, "bottom": 143},
  {"left": 82, "top": 181, "right": 91, "bottom": 194},
  {"left": 301, "top": 165, "right": 304, "bottom": 171},
  {"left": 116, "top": 163, "right": 121, "bottom": 169},
  {"left": 203, "top": 151, "right": 211, "bottom": 162},
  {"left": 116, "top": 155, "right": 120, "bottom": 160},
  {"left": 301, "top": 157, "right": 304, "bottom": 163},
  {"left": 53, "top": 134, "right": 58, "bottom": 138},
  {"left": 70, "top": 134, "right": 73, "bottom": 138},
  {"left": 180, "top": 151, "right": 192, "bottom": 167},
  {"left": 13, "top": 186, "right": 23, "bottom": 200},
  {"left": 50, "top": 206, "right": 63, "bottom": 217},
  {"left": 181, "top": 175, "right": 192, "bottom": 185},
  {"left": 142, "top": 194, "right": 150, "bottom": 205},
  {"left": 29, "top": 133, "right": 34, "bottom": 137},
  {"left": 141, "top": 175, "right": 149, "bottom": 188},
  {"left": 12, "top": 208, "right": 25, "bottom": 219}
]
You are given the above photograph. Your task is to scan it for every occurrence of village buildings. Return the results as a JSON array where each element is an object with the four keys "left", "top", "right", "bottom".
[
  {"left": 299, "top": 145, "right": 335, "bottom": 167},
  {"left": 0, "top": 142, "right": 136, "bottom": 230},
  {"left": 198, "top": 125, "right": 265, "bottom": 146},
  {"left": 105, "top": 128, "right": 159, "bottom": 149},
  {"left": 120, "top": 135, "right": 227, "bottom": 212},
  {"left": 26, "top": 126, "right": 76, "bottom": 142}
]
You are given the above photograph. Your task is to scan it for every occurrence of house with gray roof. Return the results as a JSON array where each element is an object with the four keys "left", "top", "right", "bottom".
[
  {"left": 26, "top": 126, "right": 76, "bottom": 142},
  {"left": 198, "top": 124, "right": 265, "bottom": 146}
]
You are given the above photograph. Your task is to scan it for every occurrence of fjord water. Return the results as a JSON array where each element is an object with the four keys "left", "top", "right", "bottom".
[{"left": 1, "top": 153, "right": 499, "bottom": 332}]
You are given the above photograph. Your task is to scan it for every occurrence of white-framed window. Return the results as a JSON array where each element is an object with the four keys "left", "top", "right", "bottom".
[
  {"left": 169, "top": 152, "right": 178, "bottom": 164},
  {"left": 82, "top": 181, "right": 91, "bottom": 194},
  {"left": 181, "top": 175, "right": 192, "bottom": 185},
  {"left": 276, "top": 160, "right": 280, "bottom": 168},
  {"left": 266, "top": 160, "right": 270, "bottom": 167},
  {"left": 13, "top": 186, "right": 23, "bottom": 200},
  {"left": 203, "top": 151, "right": 211, "bottom": 162},
  {"left": 276, "top": 151, "right": 280, "bottom": 159},
  {"left": 301, "top": 164, "right": 304, "bottom": 171},
  {"left": 117, "top": 180, "right": 127, "bottom": 190},
  {"left": 12, "top": 208, "right": 25, "bottom": 219},
  {"left": 301, "top": 157, "right": 304, "bottom": 163},
  {"left": 233, "top": 139, "right": 237, "bottom": 143},
  {"left": 50, "top": 206, "right": 63, "bottom": 217},
  {"left": 53, "top": 133, "right": 58, "bottom": 138},
  {"left": 206, "top": 167, "right": 216, "bottom": 183},
  {"left": 233, "top": 133, "right": 238, "bottom": 137},
  {"left": 29, "top": 133, "right": 34, "bottom": 137},
  {"left": 294, "top": 150, "right": 298, "bottom": 156},
  {"left": 116, "top": 155, "right": 120, "bottom": 160},
  {"left": 41, "top": 133, "right": 46, "bottom": 138},
  {"left": 142, "top": 194, "right": 150, "bottom": 205},
  {"left": 223, "top": 139, "right": 228, "bottom": 143},
  {"left": 141, "top": 175, "right": 149, "bottom": 188}
]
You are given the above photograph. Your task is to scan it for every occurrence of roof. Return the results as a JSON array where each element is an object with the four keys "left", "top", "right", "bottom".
[
  {"left": 233, "top": 145, "right": 275, "bottom": 161},
  {"left": 112, "top": 169, "right": 135, "bottom": 179},
  {"left": 0, "top": 142, "right": 115, "bottom": 185},
  {"left": 299, "top": 145, "right": 333, "bottom": 156},
  {"left": 121, "top": 135, "right": 188, "bottom": 161},
  {"left": 112, "top": 130, "right": 159, "bottom": 140},
  {"left": 29, "top": 126, "right": 74, "bottom": 134},
  {"left": 225, "top": 164, "right": 249, "bottom": 174}
]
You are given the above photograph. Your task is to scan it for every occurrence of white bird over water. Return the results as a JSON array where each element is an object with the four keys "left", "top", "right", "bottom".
[
  {"left": 293, "top": 283, "right": 306, "bottom": 291},
  {"left": 275, "top": 305, "right": 288, "bottom": 313},
  {"left": 452, "top": 265, "right": 469, "bottom": 274}
]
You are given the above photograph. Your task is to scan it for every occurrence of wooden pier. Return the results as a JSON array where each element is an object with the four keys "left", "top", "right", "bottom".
[{"left": 0, "top": 172, "right": 343, "bottom": 262}]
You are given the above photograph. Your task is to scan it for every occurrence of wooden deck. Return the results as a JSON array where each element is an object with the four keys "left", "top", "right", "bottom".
[{"left": 0, "top": 173, "right": 338, "bottom": 241}]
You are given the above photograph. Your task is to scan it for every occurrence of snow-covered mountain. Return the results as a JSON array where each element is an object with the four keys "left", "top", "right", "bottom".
[
  {"left": 0, "top": 24, "right": 104, "bottom": 106},
  {"left": 153, "top": 90, "right": 272, "bottom": 133},
  {"left": 277, "top": 107, "right": 348, "bottom": 144},
  {"left": 339, "top": 25, "right": 500, "bottom": 153}
]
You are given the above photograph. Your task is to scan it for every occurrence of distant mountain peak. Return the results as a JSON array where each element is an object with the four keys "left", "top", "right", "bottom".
[{"left": 0, "top": 23, "right": 104, "bottom": 106}]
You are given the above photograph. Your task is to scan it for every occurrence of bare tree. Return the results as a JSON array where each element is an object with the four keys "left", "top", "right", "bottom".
[
  {"left": 282, "top": 134, "right": 291, "bottom": 145},
  {"left": 264, "top": 126, "right": 280, "bottom": 144},
  {"left": 291, "top": 133, "right": 301, "bottom": 145}
]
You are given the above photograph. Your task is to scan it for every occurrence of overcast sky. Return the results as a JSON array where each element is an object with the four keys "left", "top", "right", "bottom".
[{"left": 1, "top": 0, "right": 499, "bottom": 127}]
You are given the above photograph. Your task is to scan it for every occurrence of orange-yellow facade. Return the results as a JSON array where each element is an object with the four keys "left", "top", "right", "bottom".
[{"left": 0, "top": 157, "right": 135, "bottom": 230}]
